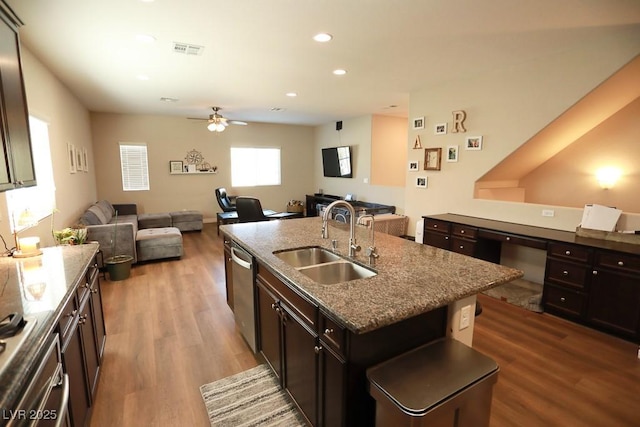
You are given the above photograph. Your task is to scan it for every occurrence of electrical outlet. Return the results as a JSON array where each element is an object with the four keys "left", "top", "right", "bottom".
[
  {"left": 542, "top": 209, "right": 555, "bottom": 217},
  {"left": 459, "top": 305, "right": 471, "bottom": 330}
]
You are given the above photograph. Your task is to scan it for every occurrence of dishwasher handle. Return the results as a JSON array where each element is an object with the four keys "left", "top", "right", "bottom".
[{"left": 231, "top": 247, "right": 252, "bottom": 270}]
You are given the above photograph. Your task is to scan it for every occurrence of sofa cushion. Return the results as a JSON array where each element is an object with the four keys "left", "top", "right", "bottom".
[
  {"left": 88, "top": 204, "right": 109, "bottom": 224},
  {"left": 78, "top": 210, "right": 101, "bottom": 226},
  {"left": 96, "top": 200, "right": 114, "bottom": 223}
]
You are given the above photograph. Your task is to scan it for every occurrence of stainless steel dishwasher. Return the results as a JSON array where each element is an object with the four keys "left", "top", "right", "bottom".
[{"left": 230, "top": 242, "right": 257, "bottom": 352}]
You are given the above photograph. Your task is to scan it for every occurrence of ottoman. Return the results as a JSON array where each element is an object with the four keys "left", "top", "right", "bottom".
[
  {"left": 170, "top": 210, "right": 203, "bottom": 232},
  {"left": 136, "top": 227, "right": 183, "bottom": 262},
  {"left": 138, "top": 212, "right": 172, "bottom": 229}
]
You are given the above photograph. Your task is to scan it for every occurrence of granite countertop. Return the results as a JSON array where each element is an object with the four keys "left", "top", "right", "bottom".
[
  {"left": 221, "top": 217, "right": 523, "bottom": 334},
  {"left": 0, "top": 243, "right": 99, "bottom": 409}
]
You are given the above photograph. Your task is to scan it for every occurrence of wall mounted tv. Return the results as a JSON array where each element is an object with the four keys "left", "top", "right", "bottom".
[{"left": 322, "top": 146, "right": 352, "bottom": 178}]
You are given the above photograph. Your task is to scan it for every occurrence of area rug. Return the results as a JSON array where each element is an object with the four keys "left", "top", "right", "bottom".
[
  {"left": 482, "top": 278, "right": 544, "bottom": 313},
  {"left": 200, "top": 364, "right": 306, "bottom": 427}
]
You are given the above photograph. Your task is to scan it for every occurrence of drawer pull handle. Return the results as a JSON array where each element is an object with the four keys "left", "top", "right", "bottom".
[
  {"left": 460, "top": 230, "right": 465, "bottom": 234},
  {"left": 592, "top": 270, "right": 598, "bottom": 275},
  {"left": 562, "top": 271, "right": 569, "bottom": 276},
  {"left": 324, "top": 328, "right": 334, "bottom": 335},
  {"left": 445, "top": 236, "right": 449, "bottom": 240},
  {"left": 565, "top": 250, "right": 571, "bottom": 255},
  {"left": 560, "top": 297, "right": 566, "bottom": 303},
  {"left": 617, "top": 261, "right": 624, "bottom": 267},
  {"left": 459, "top": 245, "right": 464, "bottom": 249},
  {"left": 314, "top": 345, "right": 323, "bottom": 354},
  {"left": 505, "top": 237, "right": 510, "bottom": 241}
]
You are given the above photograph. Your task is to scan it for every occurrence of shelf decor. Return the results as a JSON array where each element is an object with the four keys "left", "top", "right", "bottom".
[
  {"left": 171, "top": 149, "right": 218, "bottom": 174},
  {"left": 170, "top": 161, "right": 183, "bottom": 174}
]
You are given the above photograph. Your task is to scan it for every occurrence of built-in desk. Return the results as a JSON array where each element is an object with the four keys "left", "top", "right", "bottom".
[
  {"left": 423, "top": 214, "right": 640, "bottom": 342},
  {"left": 216, "top": 210, "right": 302, "bottom": 235}
]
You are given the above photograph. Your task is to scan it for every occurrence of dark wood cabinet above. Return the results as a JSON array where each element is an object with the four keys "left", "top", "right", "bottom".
[{"left": 0, "top": 2, "right": 37, "bottom": 192}]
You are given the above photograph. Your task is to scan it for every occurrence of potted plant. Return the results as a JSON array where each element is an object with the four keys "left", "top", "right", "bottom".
[
  {"left": 104, "top": 211, "right": 133, "bottom": 281},
  {"left": 53, "top": 226, "right": 88, "bottom": 245}
]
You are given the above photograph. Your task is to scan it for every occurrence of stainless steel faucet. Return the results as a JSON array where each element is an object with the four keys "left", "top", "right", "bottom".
[
  {"left": 358, "top": 214, "right": 379, "bottom": 265},
  {"left": 321, "top": 200, "right": 361, "bottom": 257}
]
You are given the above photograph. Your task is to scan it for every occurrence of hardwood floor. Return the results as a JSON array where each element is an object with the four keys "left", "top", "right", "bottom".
[{"left": 90, "top": 224, "right": 640, "bottom": 426}]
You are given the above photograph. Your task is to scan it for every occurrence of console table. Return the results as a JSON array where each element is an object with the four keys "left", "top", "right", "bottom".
[
  {"left": 305, "top": 194, "right": 395, "bottom": 217},
  {"left": 423, "top": 214, "right": 640, "bottom": 342},
  {"left": 216, "top": 210, "right": 302, "bottom": 235}
]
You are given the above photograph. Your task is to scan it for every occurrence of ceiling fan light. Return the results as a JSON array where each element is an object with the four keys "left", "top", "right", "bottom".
[
  {"left": 207, "top": 122, "right": 217, "bottom": 131},
  {"left": 216, "top": 123, "right": 226, "bottom": 132}
]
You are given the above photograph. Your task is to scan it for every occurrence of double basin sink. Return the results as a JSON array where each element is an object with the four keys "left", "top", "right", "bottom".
[{"left": 274, "top": 246, "right": 376, "bottom": 285}]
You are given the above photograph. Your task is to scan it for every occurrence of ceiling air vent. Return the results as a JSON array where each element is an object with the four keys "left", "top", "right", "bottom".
[{"left": 172, "top": 42, "right": 204, "bottom": 56}]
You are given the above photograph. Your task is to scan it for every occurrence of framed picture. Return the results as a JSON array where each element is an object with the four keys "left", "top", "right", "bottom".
[
  {"left": 465, "top": 136, "right": 483, "bottom": 150},
  {"left": 424, "top": 147, "right": 442, "bottom": 171},
  {"left": 82, "top": 148, "right": 89, "bottom": 172},
  {"left": 416, "top": 176, "right": 428, "bottom": 188},
  {"left": 434, "top": 123, "right": 447, "bottom": 135},
  {"left": 169, "top": 160, "right": 183, "bottom": 174},
  {"left": 76, "top": 147, "right": 84, "bottom": 172},
  {"left": 408, "top": 161, "right": 419, "bottom": 171},
  {"left": 68, "top": 143, "right": 76, "bottom": 173},
  {"left": 412, "top": 116, "right": 425, "bottom": 130},
  {"left": 446, "top": 145, "right": 459, "bottom": 162}
]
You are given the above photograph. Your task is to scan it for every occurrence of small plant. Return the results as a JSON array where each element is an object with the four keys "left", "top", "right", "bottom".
[{"left": 53, "top": 227, "right": 87, "bottom": 245}]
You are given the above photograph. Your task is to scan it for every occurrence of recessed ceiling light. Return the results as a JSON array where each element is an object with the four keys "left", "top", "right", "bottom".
[
  {"left": 313, "top": 33, "right": 333, "bottom": 42},
  {"left": 270, "top": 107, "right": 286, "bottom": 112},
  {"left": 136, "top": 74, "right": 150, "bottom": 81},
  {"left": 135, "top": 34, "right": 156, "bottom": 43},
  {"left": 286, "top": 92, "right": 298, "bottom": 97},
  {"left": 333, "top": 69, "right": 347, "bottom": 76}
]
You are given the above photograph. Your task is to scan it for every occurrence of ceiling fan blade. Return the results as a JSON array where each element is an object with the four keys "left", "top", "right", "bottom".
[
  {"left": 229, "top": 120, "right": 248, "bottom": 126},
  {"left": 187, "top": 117, "right": 209, "bottom": 121}
]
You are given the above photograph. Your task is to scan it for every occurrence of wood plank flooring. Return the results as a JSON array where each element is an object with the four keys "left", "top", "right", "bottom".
[{"left": 89, "top": 224, "right": 640, "bottom": 426}]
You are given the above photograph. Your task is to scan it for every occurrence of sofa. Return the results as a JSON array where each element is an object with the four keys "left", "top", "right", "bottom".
[{"left": 78, "top": 201, "right": 202, "bottom": 266}]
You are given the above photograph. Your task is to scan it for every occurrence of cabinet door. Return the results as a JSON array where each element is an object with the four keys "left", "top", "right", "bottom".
[
  {"left": 282, "top": 307, "right": 318, "bottom": 426},
  {"left": 588, "top": 269, "right": 640, "bottom": 339},
  {"left": 90, "top": 274, "right": 107, "bottom": 360},
  {"left": 256, "top": 281, "right": 282, "bottom": 382},
  {"left": 79, "top": 296, "right": 100, "bottom": 399},
  {"left": 61, "top": 320, "right": 90, "bottom": 427},
  {"left": 223, "top": 243, "right": 234, "bottom": 309},
  {"left": 319, "top": 343, "right": 346, "bottom": 427}
]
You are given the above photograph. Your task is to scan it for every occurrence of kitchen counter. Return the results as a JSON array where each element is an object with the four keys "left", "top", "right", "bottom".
[
  {"left": 0, "top": 243, "right": 99, "bottom": 410},
  {"left": 221, "top": 217, "right": 522, "bottom": 334}
]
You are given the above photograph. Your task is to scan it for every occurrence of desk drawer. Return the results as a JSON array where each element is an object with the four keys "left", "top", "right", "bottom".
[
  {"left": 451, "top": 237, "right": 476, "bottom": 257},
  {"left": 548, "top": 243, "right": 592, "bottom": 264},
  {"left": 424, "top": 219, "right": 451, "bottom": 234},
  {"left": 451, "top": 224, "right": 477, "bottom": 239},
  {"left": 546, "top": 259, "right": 590, "bottom": 289},
  {"left": 478, "top": 229, "right": 546, "bottom": 250},
  {"left": 544, "top": 284, "right": 586, "bottom": 317},
  {"left": 595, "top": 251, "right": 640, "bottom": 275},
  {"left": 424, "top": 231, "right": 450, "bottom": 249}
]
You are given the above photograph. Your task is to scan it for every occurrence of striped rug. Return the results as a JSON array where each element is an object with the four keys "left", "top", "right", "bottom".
[{"left": 200, "top": 365, "right": 306, "bottom": 427}]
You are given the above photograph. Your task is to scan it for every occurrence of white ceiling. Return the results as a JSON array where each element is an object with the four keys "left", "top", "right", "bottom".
[{"left": 7, "top": 0, "right": 640, "bottom": 126}]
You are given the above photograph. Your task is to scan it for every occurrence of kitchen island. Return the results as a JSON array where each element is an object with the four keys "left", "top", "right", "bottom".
[{"left": 221, "top": 217, "right": 522, "bottom": 426}]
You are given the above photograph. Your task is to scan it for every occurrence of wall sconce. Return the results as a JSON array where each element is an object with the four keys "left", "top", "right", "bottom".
[{"left": 595, "top": 167, "right": 622, "bottom": 190}]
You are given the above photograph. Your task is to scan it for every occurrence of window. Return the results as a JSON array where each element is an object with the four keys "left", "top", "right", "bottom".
[
  {"left": 119, "top": 143, "right": 149, "bottom": 191},
  {"left": 6, "top": 116, "right": 55, "bottom": 233},
  {"left": 230, "top": 147, "right": 281, "bottom": 187}
]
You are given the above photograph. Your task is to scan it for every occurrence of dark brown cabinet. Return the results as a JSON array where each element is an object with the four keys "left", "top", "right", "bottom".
[
  {"left": 57, "top": 256, "right": 106, "bottom": 427},
  {"left": 423, "top": 218, "right": 500, "bottom": 263},
  {"left": 0, "top": 3, "right": 37, "bottom": 192},
  {"left": 222, "top": 236, "right": 234, "bottom": 309}
]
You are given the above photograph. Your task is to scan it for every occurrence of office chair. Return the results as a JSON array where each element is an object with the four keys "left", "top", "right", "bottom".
[
  {"left": 215, "top": 187, "right": 237, "bottom": 212},
  {"left": 236, "top": 197, "right": 270, "bottom": 223}
]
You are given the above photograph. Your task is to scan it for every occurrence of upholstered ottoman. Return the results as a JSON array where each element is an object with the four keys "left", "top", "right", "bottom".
[
  {"left": 170, "top": 210, "right": 203, "bottom": 232},
  {"left": 136, "top": 227, "right": 183, "bottom": 262},
  {"left": 138, "top": 212, "right": 172, "bottom": 229}
]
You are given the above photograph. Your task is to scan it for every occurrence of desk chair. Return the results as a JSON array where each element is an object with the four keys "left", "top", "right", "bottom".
[
  {"left": 215, "top": 187, "right": 237, "bottom": 212},
  {"left": 236, "top": 197, "right": 271, "bottom": 223}
]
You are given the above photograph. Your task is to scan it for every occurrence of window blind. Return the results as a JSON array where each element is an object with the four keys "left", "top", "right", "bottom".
[{"left": 119, "top": 143, "right": 149, "bottom": 191}]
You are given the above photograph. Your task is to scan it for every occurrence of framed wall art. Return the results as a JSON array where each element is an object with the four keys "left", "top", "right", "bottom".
[
  {"left": 169, "top": 160, "right": 183, "bottom": 174},
  {"left": 82, "top": 148, "right": 89, "bottom": 172},
  {"left": 68, "top": 143, "right": 76, "bottom": 173},
  {"left": 434, "top": 123, "right": 447, "bottom": 135},
  {"left": 408, "top": 161, "right": 419, "bottom": 171},
  {"left": 465, "top": 136, "right": 483, "bottom": 150},
  {"left": 446, "top": 145, "right": 459, "bottom": 162},
  {"left": 424, "top": 147, "right": 442, "bottom": 171},
  {"left": 412, "top": 116, "right": 425, "bottom": 130},
  {"left": 415, "top": 176, "right": 428, "bottom": 188}
]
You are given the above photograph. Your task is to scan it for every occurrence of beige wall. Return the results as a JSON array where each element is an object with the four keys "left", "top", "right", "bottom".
[
  {"left": 0, "top": 48, "right": 97, "bottom": 247},
  {"left": 403, "top": 37, "right": 640, "bottom": 236},
  {"left": 521, "top": 96, "right": 640, "bottom": 212},
  {"left": 90, "top": 113, "right": 315, "bottom": 220},
  {"left": 371, "top": 115, "right": 408, "bottom": 187}
]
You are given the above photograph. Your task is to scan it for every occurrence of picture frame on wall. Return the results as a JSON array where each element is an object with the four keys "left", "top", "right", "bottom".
[
  {"left": 412, "top": 116, "right": 425, "bottom": 130},
  {"left": 82, "top": 148, "right": 89, "bottom": 172},
  {"left": 424, "top": 147, "right": 442, "bottom": 171},
  {"left": 76, "top": 147, "right": 84, "bottom": 172},
  {"left": 446, "top": 145, "right": 459, "bottom": 162},
  {"left": 465, "top": 136, "right": 483, "bottom": 150},
  {"left": 68, "top": 143, "right": 76, "bottom": 173},
  {"left": 416, "top": 176, "right": 428, "bottom": 188},
  {"left": 170, "top": 160, "right": 183, "bottom": 174},
  {"left": 434, "top": 123, "right": 447, "bottom": 135},
  {"left": 408, "top": 161, "right": 419, "bottom": 171}
]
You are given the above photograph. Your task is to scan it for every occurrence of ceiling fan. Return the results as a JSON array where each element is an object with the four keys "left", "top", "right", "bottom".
[{"left": 189, "top": 107, "right": 248, "bottom": 132}]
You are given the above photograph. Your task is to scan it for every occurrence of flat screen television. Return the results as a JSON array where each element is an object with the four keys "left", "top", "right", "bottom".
[{"left": 322, "top": 146, "right": 352, "bottom": 178}]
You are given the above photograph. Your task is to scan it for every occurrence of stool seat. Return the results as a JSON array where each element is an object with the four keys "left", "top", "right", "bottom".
[{"left": 136, "top": 227, "right": 183, "bottom": 262}]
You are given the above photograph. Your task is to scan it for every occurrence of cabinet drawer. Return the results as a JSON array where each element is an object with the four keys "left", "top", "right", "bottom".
[
  {"left": 257, "top": 263, "right": 318, "bottom": 330},
  {"left": 545, "top": 259, "right": 590, "bottom": 290},
  {"left": 424, "top": 219, "right": 450, "bottom": 234},
  {"left": 478, "top": 229, "right": 547, "bottom": 250},
  {"left": 320, "top": 313, "right": 346, "bottom": 356},
  {"left": 424, "top": 231, "right": 450, "bottom": 249},
  {"left": 595, "top": 251, "right": 640, "bottom": 275},
  {"left": 544, "top": 285, "right": 586, "bottom": 317},
  {"left": 450, "top": 237, "right": 476, "bottom": 257},
  {"left": 451, "top": 224, "right": 477, "bottom": 239},
  {"left": 547, "top": 243, "right": 592, "bottom": 264},
  {"left": 57, "top": 294, "right": 78, "bottom": 343}
]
